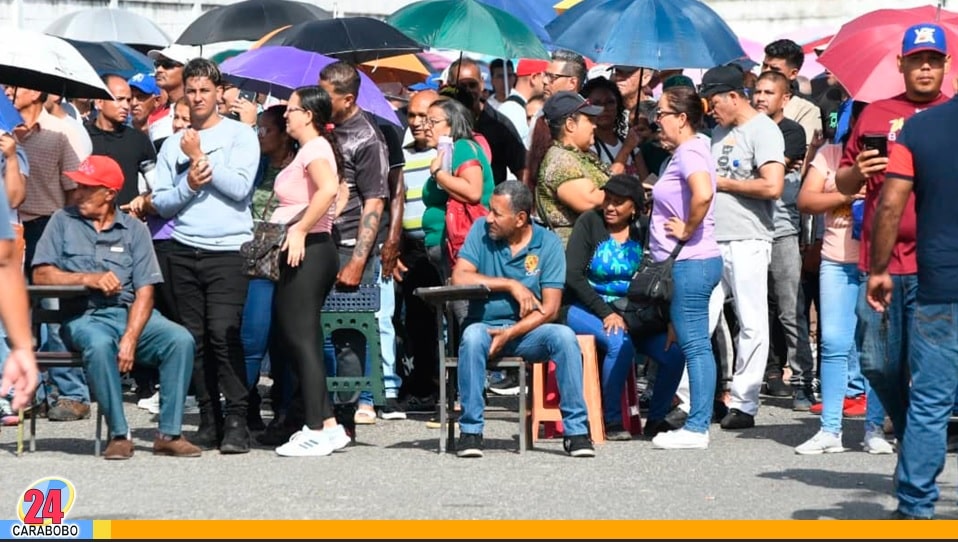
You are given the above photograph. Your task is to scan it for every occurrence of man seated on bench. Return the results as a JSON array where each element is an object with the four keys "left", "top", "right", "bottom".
[
  {"left": 451, "top": 180, "right": 595, "bottom": 458},
  {"left": 31, "top": 155, "right": 200, "bottom": 460}
]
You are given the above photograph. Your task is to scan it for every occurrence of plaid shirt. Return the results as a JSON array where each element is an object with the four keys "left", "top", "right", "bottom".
[{"left": 17, "top": 109, "right": 83, "bottom": 221}]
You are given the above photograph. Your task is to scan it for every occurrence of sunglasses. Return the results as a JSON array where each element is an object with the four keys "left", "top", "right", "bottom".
[{"left": 154, "top": 59, "right": 183, "bottom": 70}]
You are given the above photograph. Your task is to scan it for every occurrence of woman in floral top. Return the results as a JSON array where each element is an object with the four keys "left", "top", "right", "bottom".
[{"left": 535, "top": 91, "right": 610, "bottom": 245}]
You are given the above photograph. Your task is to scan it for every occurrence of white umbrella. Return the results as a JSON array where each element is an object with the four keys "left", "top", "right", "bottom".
[
  {"left": 0, "top": 27, "right": 113, "bottom": 99},
  {"left": 45, "top": 7, "right": 171, "bottom": 51}
]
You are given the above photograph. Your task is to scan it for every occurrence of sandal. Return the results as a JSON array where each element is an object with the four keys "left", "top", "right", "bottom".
[{"left": 354, "top": 406, "right": 377, "bottom": 425}]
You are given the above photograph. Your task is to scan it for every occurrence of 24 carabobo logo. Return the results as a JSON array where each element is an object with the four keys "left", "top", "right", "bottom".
[{"left": 17, "top": 477, "right": 75, "bottom": 525}]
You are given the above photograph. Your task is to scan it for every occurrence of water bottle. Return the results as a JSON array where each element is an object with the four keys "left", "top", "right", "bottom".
[
  {"left": 437, "top": 136, "right": 454, "bottom": 174},
  {"left": 139, "top": 159, "right": 156, "bottom": 193}
]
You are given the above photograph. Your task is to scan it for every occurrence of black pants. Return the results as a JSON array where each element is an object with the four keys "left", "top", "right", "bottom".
[
  {"left": 167, "top": 242, "right": 249, "bottom": 418},
  {"left": 22, "top": 215, "right": 51, "bottom": 280},
  {"left": 397, "top": 236, "right": 442, "bottom": 398},
  {"left": 272, "top": 233, "right": 338, "bottom": 428}
]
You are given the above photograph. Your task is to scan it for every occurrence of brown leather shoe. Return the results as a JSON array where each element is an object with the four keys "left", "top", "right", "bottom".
[
  {"left": 153, "top": 436, "right": 202, "bottom": 458},
  {"left": 47, "top": 399, "right": 91, "bottom": 422},
  {"left": 103, "top": 438, "right": 134, "bottom": 460}
]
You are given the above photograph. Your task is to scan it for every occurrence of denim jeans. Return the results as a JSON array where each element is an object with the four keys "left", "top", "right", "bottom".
[
  {"left": 63, "top": 307, "right": 194, "bottom": 438},
  {"left": 241, "top": 278, "right": 293, "bottom": 413},
  {"left": 818, "top": 260, "right": 861, "bottom": 434},
  {"left": 856, "top": 273, "right": 916, "bottom": 441},
  {"left": 895, "top": 301, "right": 958, "bottom": 519},
  {"left": 565, "top": 303, "right": 683, "bottom": 425},
  {"left": 651, "top": 257, "right": 723, "bottom": 433},
  {"left": 457, "top": 322, "right": 588, "bottom": 436}
]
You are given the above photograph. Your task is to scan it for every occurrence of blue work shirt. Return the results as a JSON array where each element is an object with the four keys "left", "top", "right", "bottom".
[
  {"left": 457, "top": 219, "right": 566, "bottom": 327},
  {"left": 32, "top": 206, "right": 163, "bottom": 309},
  {"left": 0, "top": 145, "right": 29, "bottom": 230}
]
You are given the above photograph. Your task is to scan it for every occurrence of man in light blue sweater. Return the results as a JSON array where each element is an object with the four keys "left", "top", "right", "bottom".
[{"left": 149, "top": 58, "right": 259, "bottom": 454}]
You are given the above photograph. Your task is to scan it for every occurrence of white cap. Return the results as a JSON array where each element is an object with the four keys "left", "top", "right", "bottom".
[
  {"left": 588, "top": 63, "right": 613, "bottom": 81},
  {"left": 147, "top": 44, "right": 200, "bottom": 66}
]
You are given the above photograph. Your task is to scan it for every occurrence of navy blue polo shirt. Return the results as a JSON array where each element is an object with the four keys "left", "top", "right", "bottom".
[
  {"left": 886, "top": 95, "right": 958, "bottom": 303},
  {"left": 457, "top": 219, "right": 566, "bottom": 326},
  {"left": 32, "top": 207, "right": 163, "bottom": 309}
]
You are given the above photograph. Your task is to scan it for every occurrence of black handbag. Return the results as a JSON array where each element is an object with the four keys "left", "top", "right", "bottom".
[
  {"left": 626, "top": 239, "right": 686, "bottom": 304},
  {"left": 240, "top": 220, "right": 287, "bottom": 281},
  {"left": 239, "top": 194, "right": 304, "bottom": 282},
  {"left": 611, "top": 296, "right": 670, "bottom": 338}
]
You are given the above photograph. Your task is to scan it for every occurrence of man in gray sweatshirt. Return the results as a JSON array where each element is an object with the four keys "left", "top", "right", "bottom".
[{"left": 150, "top": 58, "right": 260, "bottom": 454}]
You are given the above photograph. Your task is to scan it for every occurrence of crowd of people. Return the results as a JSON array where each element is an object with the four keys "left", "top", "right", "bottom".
[{"left": 1, "top": 19, "right": 957, "bottom": 519}]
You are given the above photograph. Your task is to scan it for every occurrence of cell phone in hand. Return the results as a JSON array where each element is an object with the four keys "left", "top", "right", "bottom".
[
  {"left": 238, "top": 89, "right": 256, "bottom": 103},
  {"left": 861, "top": 134, "right": 888, "bottom": 158}
]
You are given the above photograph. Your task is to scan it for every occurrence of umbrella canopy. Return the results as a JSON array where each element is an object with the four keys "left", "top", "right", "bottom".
[
  {"left": 548, "top": 0, "right": 744, "bottom": 70},
  {"left": 260, "top": 17, "right": 423, "bottom": 64},
  {"left": 176, "top": 0, "right": 331, "bottom": 45},
  {"left": 476, "top": 0, "right": 555, "bottom": 46},
  {"left": 0, "top": 91, "right": 23, "bottom": 133},
  {"left": 359, "top": 54, "right": 432, "bottom": 87},
  {"left": 0, "top": 28, "right": 112, "bottom": 99},
  {"left": 63, "top": 39, "right": 153, "bottom": 80},
  {"left": 553, "top": 0, "right": 582, "bottom": 15},
  {"left": 818, "top": 6, "right": 958, "bottom": 103},
  {"left": 45, "top": 8, "right": 171, "bottom": 51},
  {"left": 387, "top": 0, "right": 551, "bottom": 59},
  {"left": 219, "top": 46, "right": 401, "bottom": 126}
]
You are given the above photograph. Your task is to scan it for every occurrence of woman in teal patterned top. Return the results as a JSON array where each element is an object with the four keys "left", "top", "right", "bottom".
[{"left": 564, "top": 175, "right": 684, "bottom": 440}]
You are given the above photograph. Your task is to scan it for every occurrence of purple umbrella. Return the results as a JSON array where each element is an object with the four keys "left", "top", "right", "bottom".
[{"left": 219, "top": 46, "right": 400, "bottom": 126}]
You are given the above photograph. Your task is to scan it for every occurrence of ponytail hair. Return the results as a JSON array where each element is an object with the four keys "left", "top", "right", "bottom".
[{"left": 292, "top": 85, "right": 345, "bottom": 178}]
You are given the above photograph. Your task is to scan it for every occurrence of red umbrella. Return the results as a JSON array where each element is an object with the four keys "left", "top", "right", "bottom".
[{"left": 818, "top": 5, "right": 958, "bottom": 103}]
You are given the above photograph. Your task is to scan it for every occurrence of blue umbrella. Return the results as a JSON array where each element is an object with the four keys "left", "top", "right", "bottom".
[
  {"left": 0, "top": 91, "right": 23, "bottom": 133},
  {"left": 63, "top": 39, "right": 154, "bottom": 79},
  {"left": 546, "top": 0, "right": 745, "bottom": 69},
  {"left": 476, "top": 0, "right": 556, "bottom": 47}
]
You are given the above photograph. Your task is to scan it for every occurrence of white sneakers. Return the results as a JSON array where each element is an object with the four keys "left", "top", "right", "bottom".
[
  {"left": 276, "top": 425, "right": 351, "bottom": 457},
  {"left": 136, "top": 391, "right": 199, "bottom": 415},
  {"left": 795, "top": 430, "right": 846, "bottom": 455},
  {"left": 863, "top": 426, "right": 895, "bottom": 455},
  {"left": 651, "top": 428, "right": 709, "bottom": 449}
]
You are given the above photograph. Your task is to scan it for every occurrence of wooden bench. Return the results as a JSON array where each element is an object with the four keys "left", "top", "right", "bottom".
[{"left": 18, "top": 285, "right": 103, "bottom": 457}]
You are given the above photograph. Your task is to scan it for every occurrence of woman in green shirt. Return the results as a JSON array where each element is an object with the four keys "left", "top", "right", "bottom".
[{"left": 421, "top": 97, "right": 495, "bottom": 276}]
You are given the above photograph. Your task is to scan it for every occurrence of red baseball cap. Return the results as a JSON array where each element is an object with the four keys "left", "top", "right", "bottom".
[
  {"left": 66, "top": 155, "right": 124, "bottom": 192},
  {"left": 515, "top": 59, "right": 549, "bottom": 77}
]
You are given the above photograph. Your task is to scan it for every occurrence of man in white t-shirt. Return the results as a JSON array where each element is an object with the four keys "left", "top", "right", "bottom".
[{"left": 701, "top": 65, "right": 786, "bottom": 430}]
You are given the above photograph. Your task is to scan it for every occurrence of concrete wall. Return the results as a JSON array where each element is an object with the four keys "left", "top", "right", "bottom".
[{"left": 3, "top": 0, "right": 949, "bottom": 47}]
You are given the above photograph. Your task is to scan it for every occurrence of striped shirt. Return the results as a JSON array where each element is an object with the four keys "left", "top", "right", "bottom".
[
  {"left": 401, "top": 139, "right": 436, "bottom": 240},
  {"left": 17, "top": 109, "right": 84, "bottom": 221}
]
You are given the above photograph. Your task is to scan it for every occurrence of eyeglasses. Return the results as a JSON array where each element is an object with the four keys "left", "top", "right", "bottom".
[
  {"left": 425, "top": 117, "right": 448, "bottom": 128},
  {"left": 286, "top": 106, "right": 306, "bottom": 114},
  {"left": 654, "top": 108, "right": 680, "bottom": 120},
  {"left": 543, "top": 72, "right": 573, "bottom": 83},
  {"left": 154, "top": 59, "right": 182, "bottom": 70}
]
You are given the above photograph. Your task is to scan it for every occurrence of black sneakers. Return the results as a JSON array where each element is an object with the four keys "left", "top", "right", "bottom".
[
  {"left": 719, "top": 408, "right": 755, "bottom": 430},
  {"left": 762, "top": 376, "right": 791, "bottom": 398},
  {"left": 456, "top": 432, "right": 483, "bottom": 458},
  {"left": 563, "top": 434, "right": 596, "bottom": 457},
  {"left": 219, "top": 415, "right": 251, "bottom": 454},
  {"left": 489, "top": 372, "right": 521, "bottom": 396}
]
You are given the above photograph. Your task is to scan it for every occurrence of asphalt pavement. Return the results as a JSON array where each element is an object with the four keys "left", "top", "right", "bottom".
[{"left": 2, "top": 388, "right": 957, "bottom": 521}]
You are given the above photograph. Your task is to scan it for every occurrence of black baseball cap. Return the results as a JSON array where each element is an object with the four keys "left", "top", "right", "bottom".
[
  {"left": 699, "top": 65, "right": 746, "bottom": 98},
  {"left": 543, "top": 91, "right": 604, "bottom": 122}
]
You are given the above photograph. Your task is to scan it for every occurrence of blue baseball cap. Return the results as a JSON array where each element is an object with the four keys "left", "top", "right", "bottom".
[
  {"left": 127, "top": 73, "right": 161, "bottom": 96},
  {"left": 902, "top": 23, "right": 948, "bottom": 57}
]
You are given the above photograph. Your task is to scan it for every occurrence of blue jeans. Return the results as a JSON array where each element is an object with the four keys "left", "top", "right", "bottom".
[
  {"left": 359, "top": 262, "right": 400, "bottom": 404},
  {"left": 63, "top": 307, "right": 195, "bottom": 438},
  {"left": 856, "top": 273, "right": 916, "bottom": 441},
  {"left": 44, "top": 302, "right": 89, "bottom": 405},
  {"left": 457, "top": 322, "right": 588, "bottom": 436},
  {"left": 895, "top": 301, "right": 958, "bottom": 519},
  {"left": 565, "top": 304, "right": 631, "bottom": 425},
  {"left": 651, "top": 257, "right": 722, "bottom": 433},
  {"left": 241, "top": 278, "right": 274, "bottom": 388}
]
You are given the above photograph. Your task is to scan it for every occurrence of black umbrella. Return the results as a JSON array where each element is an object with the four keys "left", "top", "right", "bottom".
[
  {"left": 176, "top": 0, "right": 331, "bottom": 45},
  {"left": 262, "top": 17, "right": 423, "bottom": 65}
]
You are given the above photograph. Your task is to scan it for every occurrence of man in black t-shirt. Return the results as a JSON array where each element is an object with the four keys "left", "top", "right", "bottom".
[{"left": 86, "top": 75, "right": 157, "bottom": 206}]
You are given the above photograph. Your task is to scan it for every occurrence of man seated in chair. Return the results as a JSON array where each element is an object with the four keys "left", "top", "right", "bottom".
[
  {"left": 451, "top": 180, "right": 595, "bottom": 458},
  {"left": 31, "top": 155, "right": 200, "bottom": 460}
]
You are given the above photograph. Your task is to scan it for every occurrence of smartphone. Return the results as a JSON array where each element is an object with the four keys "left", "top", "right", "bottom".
[
  {"left": 861, "top": 134, "right": 888, "bottom": 157},
  {"left": 238, "top": 89, "right": 256, "bottom": 103}
]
